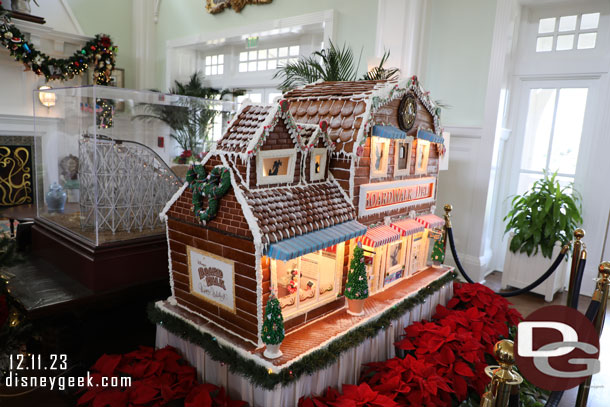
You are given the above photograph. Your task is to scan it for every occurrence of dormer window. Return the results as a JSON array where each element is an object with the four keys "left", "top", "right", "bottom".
[
  {"left": 394, "top": 140, "right": 413, "bottom": 176},
  {"left": 310, "top": 148, "right": 327, "bottom": 181},
  {"left": 414, "top": 140, "right": 430, "bottom": 175},
  {"left": 257, "top": 149, "right": 297, "bottom": 185},
  {"left": 370, "top": 136, "right": 390, "bottom": 179}
]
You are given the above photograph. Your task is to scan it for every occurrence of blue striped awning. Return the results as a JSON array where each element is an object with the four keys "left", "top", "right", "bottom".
[
  {"left": 372, "top": 125, "right": 411, "bottom": 140},
  {"left": 265, "top": 220, "right": 367, "bottom": 261},
  {"left": 417, "top": 129, "right": 444, "bottom": 144}
]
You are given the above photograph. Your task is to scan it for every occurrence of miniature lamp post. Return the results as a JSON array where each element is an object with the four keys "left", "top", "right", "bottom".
[
  {"left": 345, "top": 242, "right": 369, "bottom": 316},
  {"left": 262, "top": 291, "right": 285, "bottom": 359}
]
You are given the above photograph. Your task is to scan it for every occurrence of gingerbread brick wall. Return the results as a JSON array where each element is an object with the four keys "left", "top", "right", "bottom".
[
  {"left": 329, "top": 98, "right": 439, "bottom": 226},
  {"left": 166, "top": 155, "right": 260, "bottom": 343},
  {"left": 247, "top": 120, "right": 303, "bottom": 189}
]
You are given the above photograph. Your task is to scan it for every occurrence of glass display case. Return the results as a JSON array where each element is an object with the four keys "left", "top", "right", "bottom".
[{"left": 33, "top": 85, "right": 237, "bottom": 246}]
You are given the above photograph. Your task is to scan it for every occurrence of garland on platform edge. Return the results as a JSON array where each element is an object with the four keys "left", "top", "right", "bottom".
[
  {"left": 186, "top": 164, "right": 232, "bottom": 225},
  {"left": 147, "top": 271, "right": 457, "bottom": 389},
  {"left": 0, "top": 2, "right": 116, "bottom": 84}
]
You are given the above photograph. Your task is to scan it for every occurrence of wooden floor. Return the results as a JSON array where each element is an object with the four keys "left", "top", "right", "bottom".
[
  {"left": 161, "top": 266, "right": 452, "bottom": 367},
  {"left": 486, "top": 271, "right": 609, "bottom": 407}
]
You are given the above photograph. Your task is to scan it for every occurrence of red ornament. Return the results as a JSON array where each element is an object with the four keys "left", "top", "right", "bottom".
[
  {"left": 99, "top": 36, "right": 111, "bottom": 48},
  {"left": 319, "top": 120, "right": 328, "bottom": 132},
  {"left": 279, "top": 99, "right": 290, "bottom": 113},
  {"left": 90, "top": 45, "right": 96, "bottom": 51}
]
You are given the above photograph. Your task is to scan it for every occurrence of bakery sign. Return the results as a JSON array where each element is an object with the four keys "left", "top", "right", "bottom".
[
  {"left": 358, "top": 177, "right": 436, "bottom": 216},
  {"left": 187, "top": 246, "right": 235, "bottom": 313}
]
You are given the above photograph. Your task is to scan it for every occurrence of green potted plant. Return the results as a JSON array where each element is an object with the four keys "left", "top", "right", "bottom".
[
  {"left": 262, "top": 292, "right": 285, "bottom": 359},
  {"left": 344, "top": 243, "right": 369, "bottom": 316},
  {"left": 502, "top": 171, "right": 582, "bottom": 301}
]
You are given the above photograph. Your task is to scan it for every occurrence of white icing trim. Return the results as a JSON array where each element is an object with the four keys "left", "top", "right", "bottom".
[
  {"left": 160, "top": 182, "right": 188, "bottom": 219},
  {"left": 219, "top": 154, "right": 265, "bottom": 347},
  {"left": 165, "top": 217, "right": 175, "bottom": 299}
]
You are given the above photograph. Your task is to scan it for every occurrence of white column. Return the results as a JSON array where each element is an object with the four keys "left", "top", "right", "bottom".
[
  {"left": 133, "top": 0, "right": 158, "bottom": 90},
  {"left": 375, "top": 0, "right": 428, "bottom": 75}
]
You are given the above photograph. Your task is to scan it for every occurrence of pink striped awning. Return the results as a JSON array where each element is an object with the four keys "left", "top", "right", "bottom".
[
  {"left": 416, "top": 214, "right": 445, "bottom": 229},
  {"left": 359, "top": 225, "right": 402, "bottom": 248},
  {"left": 390, "top": 219, "right": 425, "bottom": 237}
]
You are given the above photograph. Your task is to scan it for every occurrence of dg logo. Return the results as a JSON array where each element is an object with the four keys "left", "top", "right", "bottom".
[{"left": 515, "top": 305, "right": 601, "bottom": 391}]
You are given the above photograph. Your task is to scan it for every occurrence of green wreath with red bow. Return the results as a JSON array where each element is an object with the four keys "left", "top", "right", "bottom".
[
  {"left": 0, "top": 2, "right": 116, "bottom": 84},
  {"left": 186, "top": 165, "right": 232, "bottom": 225}
]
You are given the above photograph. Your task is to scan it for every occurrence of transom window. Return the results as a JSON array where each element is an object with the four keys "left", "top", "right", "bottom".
[
  {"left": 238, "top": 46, "right": 300, "bottom": 73},
  {"left": 536, "top": 13, "right": 600, "bottom": 52},
  {"left": 204, "top": 54, "right": 224, "bottom": 76}
]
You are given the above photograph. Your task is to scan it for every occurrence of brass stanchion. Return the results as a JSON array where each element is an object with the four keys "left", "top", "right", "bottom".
[
  {"left": 567, "top": 228, "right": 585, "bottom": 307},
  {"left": 480, "top": 340, "right": 523, "bottom": 407},
  {"left": 575, "top": 262, "right": 610, "bottom": 407},
  {"left": 443, "top": 204, "right": 452, "bottom": 254}
]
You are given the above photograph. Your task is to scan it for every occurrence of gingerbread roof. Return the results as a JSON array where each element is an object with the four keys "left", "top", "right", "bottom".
[
  {"left": 216, "top": 104, "right": 274, "bottom": 155},
  {"left": 283, "top": 77, "right": 441, "bottom": 156},
  {"left": 240, "top": 182, "right": 355, "bottom": 246}
]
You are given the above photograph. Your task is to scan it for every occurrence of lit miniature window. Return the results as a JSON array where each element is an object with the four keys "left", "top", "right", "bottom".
[
  {"left": 310, "top": 148, "right": 327, "bottom": 181},
  {"left": 256, "top": 149, "right": 296, "bottom": 185},
  {"left": 204, "top": 54, "right": 224, "bottom": 76},
  {"left": 370, "top": 137, "right": 390, "bottom": 179},
  {"left": 414, "top": 140, "right": 430, "bottom": 175},
  {"left": 384, "top": 239, "right": 405, "bottom": 286},
  {"left": 394, "top": 140, "right": 413, "bottom": 176},
  {"left": 270, "top": 244, "right": 342, "bottom": 320}
]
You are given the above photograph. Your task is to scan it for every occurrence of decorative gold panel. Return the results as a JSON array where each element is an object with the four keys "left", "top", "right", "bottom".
[{"left": 0, "top": 146, "right": 33, "bottom": 206}]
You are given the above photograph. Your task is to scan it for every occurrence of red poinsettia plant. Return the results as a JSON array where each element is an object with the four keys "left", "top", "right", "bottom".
[
  {"left": 78, "top": 346, "right": 246, "bottom": 407},
  {"left": 299, "top": 283, "right": 523, "bottom": 407}
]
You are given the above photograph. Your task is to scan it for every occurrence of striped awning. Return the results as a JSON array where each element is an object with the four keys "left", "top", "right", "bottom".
[
  {"left": 265, "top": 220, "right": 367, "bottom": 261},
  {"left": 417, "top": 129, "right": 444, "bottom": 144},
  {"left": 359, "top": 225, "right": 402, "bottom": 248},
  {"left": 416, "top": 214, "right": 445, "bottom": 229},
  {"left": 372, "top": 125, "right": 413, "bottom": 140},
  {"left": 390, "top": 219, "right": 425, "bottom": 237}
]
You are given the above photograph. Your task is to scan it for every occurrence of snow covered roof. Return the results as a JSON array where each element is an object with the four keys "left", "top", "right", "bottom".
[
  {"left": 239, "top": 181, "right": 355, "bottom": 246},
  {"left": 283, "top": 77, "right": 442, "bottom": 156}
]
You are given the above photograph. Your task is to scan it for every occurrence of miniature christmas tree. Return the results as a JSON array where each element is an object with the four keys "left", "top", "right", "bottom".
[
  {"left": 262, "top": 293, "right": 285, "bottom": 345},
  {"left": 345, "top": 243, "right": 369, "bottom": 300},
  {"left": 431, "top": 235, "right": 445, "bottom": 265}
]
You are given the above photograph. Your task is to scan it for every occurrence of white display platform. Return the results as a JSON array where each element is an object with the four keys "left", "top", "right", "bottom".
[{"left": 155, "top": 280, "right": 453, "bottom": 407}]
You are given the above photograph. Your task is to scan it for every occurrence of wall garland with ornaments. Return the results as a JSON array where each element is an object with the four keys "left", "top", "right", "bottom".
[{"left": 0, "top": 1, "right": 117, "bottom": 85}]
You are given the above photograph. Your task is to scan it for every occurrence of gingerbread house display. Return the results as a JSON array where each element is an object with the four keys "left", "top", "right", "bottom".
[{"left": 160, "top": 76, "right": 448, "bottom": 350}]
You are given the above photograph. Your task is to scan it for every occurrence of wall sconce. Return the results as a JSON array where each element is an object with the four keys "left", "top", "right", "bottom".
[{"left": 38, "top": 85, "right": 56, "bottom": 108}]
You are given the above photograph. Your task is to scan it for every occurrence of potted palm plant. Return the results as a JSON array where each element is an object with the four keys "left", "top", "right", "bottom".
[
  {"left": 501, "top": 171, "right": 583, "bottom": 301},
  {"left": 134, "top": 73, "right": 243, "bottom": 168},
  {"left": 273, "top": 41, "right": 399, "bottom": 91}
]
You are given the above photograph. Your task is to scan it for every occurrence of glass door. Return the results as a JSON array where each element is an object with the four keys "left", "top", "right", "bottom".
[{"left": 515, "top": 85, "right": 589, "bottom": 194}]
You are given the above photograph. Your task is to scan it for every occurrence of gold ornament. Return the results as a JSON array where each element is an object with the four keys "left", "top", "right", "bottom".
[{"left": 8, "top": 311, "right": 21, "bottom": 328}]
